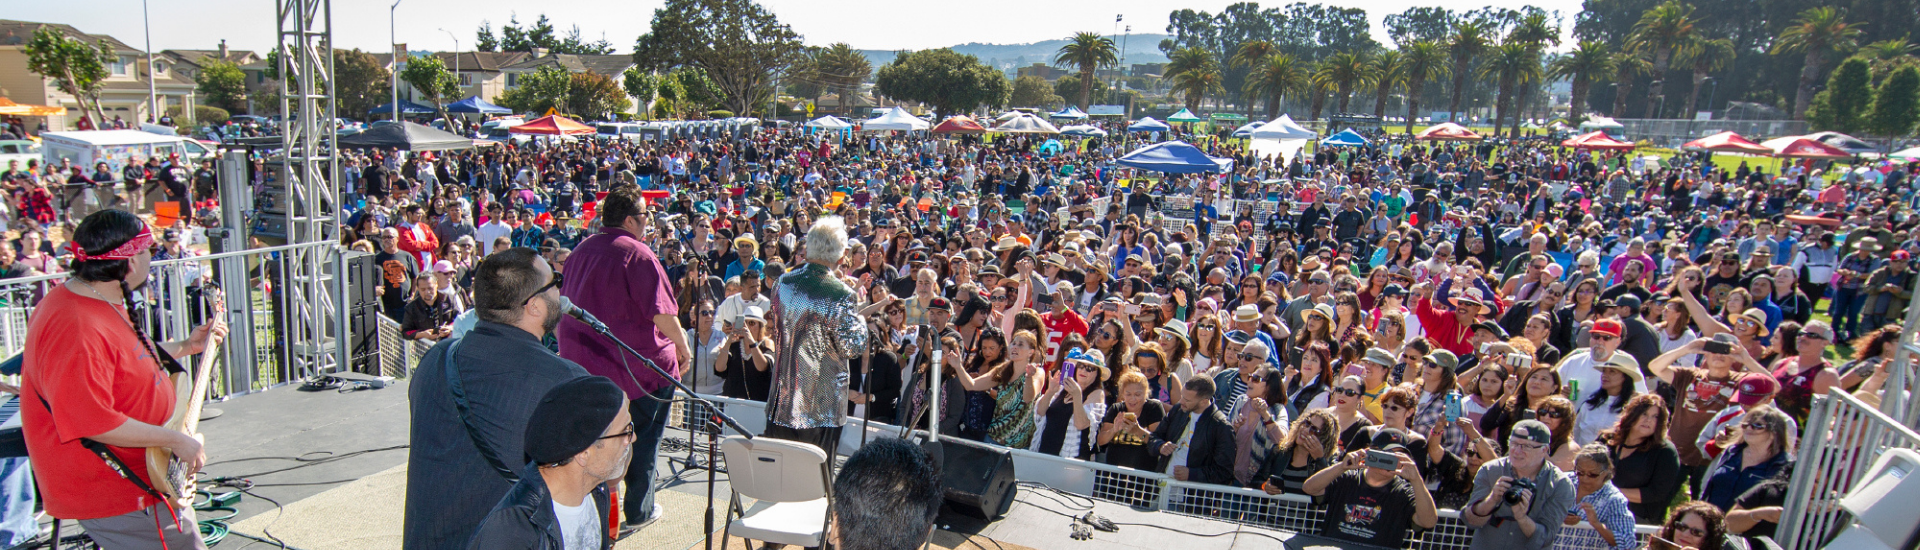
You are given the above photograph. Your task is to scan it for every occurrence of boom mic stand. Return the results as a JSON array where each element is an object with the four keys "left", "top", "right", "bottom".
[{"left": 570, "top": 315, "right": 749, "bottom": 550}]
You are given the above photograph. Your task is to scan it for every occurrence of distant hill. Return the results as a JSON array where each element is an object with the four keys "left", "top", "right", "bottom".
[{"left": 857, "top": 34, "right": 1171, "bottom": 73}]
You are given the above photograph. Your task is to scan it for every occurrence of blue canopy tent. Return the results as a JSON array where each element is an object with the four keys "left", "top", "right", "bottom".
[
  {"left": 368, "top": 99, "right": 435, "bottom": 116},
  {"left": 1049, "top": 106, "right": 1089, "bottom": 120},
  {"left": 1319, "top": 128, "right": 1371, "bottom": 147},
  {"left": 446, "top": 96, "right": 512, "bottom": 114},
  {"left": 1116, "top": 140, "right": 1234, "bottom": 174},
  {"left": 1128, "top": 117, "right": 1171, "bottom": 132}
]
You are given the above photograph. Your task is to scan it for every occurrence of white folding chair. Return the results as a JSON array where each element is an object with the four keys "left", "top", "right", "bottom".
[{"left": 720, "top": 436, "right": 834, "bottom": 549}]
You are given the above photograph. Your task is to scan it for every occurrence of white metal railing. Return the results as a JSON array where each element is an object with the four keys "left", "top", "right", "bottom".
[
  {"left": 664, "top": 394, "right": 1658, "bottom": 550},
  {"left": 1776, "top": 389, "right": 1920, "bottom": 549}
]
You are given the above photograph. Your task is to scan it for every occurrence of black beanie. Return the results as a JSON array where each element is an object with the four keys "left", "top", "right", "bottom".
[{"left": 524, "top": 376, "right": 626, "bottom": 466}]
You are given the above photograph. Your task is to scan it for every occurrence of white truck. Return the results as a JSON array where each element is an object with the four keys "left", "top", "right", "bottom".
[
  {"left": 0, "top": 140, "right": 38, "bottom": 171},
  {"left": 38, "top": 129, "right": 216, "bottom": 173}
]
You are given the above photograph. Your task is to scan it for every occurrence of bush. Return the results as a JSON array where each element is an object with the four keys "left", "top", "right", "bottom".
[
  {"left": 168, "top": 105, "right": 230, "bottom": 125},
  {"left": 705, "top": 109, "right": 734, "bottom": 119}
]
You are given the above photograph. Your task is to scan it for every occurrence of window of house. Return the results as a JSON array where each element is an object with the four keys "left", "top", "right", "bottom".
[
  {"left": 507, "top": 73, "right": 517, "bottom": 88},
  {"left": 109, "top": 57, "right": 129, "bottom": 76}
]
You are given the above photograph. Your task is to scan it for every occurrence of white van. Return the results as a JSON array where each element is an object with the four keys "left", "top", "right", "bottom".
[
  {"left": 594, "top": 123, "right": 645, "bottom": 142},
  {"left": 39, "top": 130, "right": 215, "bottom": 173}
]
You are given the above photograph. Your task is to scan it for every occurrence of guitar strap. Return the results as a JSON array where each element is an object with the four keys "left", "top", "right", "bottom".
[{"left": 440, "top": 337, "right": 520, "bottom": 482}]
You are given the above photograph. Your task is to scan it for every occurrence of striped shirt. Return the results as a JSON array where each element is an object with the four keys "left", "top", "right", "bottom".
[{"left": 1553, "top": 475, "right": 1638, "bottom": 550}]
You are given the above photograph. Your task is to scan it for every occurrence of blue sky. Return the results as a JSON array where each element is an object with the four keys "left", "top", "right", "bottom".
[{"left": 14, "top": 0, "right": 1584, "bottom": 56}]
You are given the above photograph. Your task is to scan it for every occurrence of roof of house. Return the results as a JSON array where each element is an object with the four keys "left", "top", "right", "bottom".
[
  {"left": 0, "top": 19, "right": 141, "bottom": 52},
  {"left": 162, "top": 48, "right": 259, "bottom": 67},
  {"left": 501, "top": 53, "right": 633, "bottom": 76}
]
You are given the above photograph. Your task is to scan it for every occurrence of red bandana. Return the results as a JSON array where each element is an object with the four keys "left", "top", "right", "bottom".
[{"left": 67, "top": 225, "right": 153, "bottom": 261}]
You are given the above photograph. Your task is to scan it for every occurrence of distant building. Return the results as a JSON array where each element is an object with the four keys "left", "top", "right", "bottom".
[
  {"left": 1130, "top": 63, "right": 1165, "bottom": 78},
  {"left": 0, "top": 19, "right": 198, "bottom": 130},
  {"left": 1016, "top": 63, "right": 1069, "bottom": 81}
]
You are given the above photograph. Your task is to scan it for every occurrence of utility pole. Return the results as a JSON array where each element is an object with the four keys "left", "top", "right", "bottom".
[
  {"left": 143, "top": 0, "right": 156, "bottom": 123},
  {"left": 439, "top": 28, "right": 461, "bottom": 97},
  {"left": 389, "top": 0, "right": 404, "bottom": 122},
  {"left": 1110, "top": 14, "right": 1121, "bottom": 107}
]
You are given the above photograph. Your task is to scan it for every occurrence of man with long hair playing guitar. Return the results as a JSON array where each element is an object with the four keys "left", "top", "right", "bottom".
[{"left": 22, "top": 209, "right": 227, "bottom": 549}]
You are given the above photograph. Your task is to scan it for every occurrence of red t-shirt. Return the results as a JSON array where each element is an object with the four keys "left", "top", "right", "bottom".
[
  {"left": 1041, "top": 310, "right": 1088, "bottom": 369},
  {"left": 22, "top": 286, "right": 176, "bottom": 519}
]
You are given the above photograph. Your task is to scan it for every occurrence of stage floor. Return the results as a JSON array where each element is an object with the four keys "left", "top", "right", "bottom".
[{"left": 156, "top": 380, "right": 1300, "bottom": 549}]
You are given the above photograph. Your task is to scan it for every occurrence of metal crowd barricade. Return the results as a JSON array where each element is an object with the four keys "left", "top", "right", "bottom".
[
  {"left": 1776, "top": 389, "right": 1920, "bottom": 549},
  {"left": 653, "top": 392, "right": 1658, "bottom": 549}
]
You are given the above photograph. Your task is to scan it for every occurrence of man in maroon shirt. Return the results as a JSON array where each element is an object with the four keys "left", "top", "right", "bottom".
[{"left": 558, "top": 184, "right": 692, "bottom": 534}]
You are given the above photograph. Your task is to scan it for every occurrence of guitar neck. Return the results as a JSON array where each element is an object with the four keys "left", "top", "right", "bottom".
[{"left": 178, "top": 336, "right": 222, "bottom": 435}]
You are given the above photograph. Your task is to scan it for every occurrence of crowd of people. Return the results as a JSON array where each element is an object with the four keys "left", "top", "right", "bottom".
[{"left": 7, "top": 115, "right": 1919, "bottom": 549}]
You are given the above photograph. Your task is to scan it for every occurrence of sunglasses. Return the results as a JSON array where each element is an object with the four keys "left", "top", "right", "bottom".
[
  {"left": 1534, "top": 408, "right": 1566, "bottom": 419},
  {"left": 1237, "top": 352, "right": 1262, "bottom": 362},
  {"left": 521, "top": 272, "right": 563, "bottom": 306},
  {"left": 1590, "top": 334, "right": 1618, "bottom": 342},
  {"left": 1672, "top": 523, "right": 1707, "bottom": 537},
  {"left": 1742, "top": 421, "right": 1770, "bottom": 431},
  {"left": 1333, "top": 387, "right": 1363, "bottom": 397}
]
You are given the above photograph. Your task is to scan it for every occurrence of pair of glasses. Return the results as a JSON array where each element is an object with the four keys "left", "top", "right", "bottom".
[
  {"left": 1534, "top": 409, "right": 1567, "bottom": 419},
  {"left": 1672, "top": 523, "right": 1708, "bottom": 537},
  {"left": 992, "top": 295, "right": 1009, "bottom": 303},
  {"left": 1742, "top": 421, "right": 1770, "bottom": 431},
  {"left": 521, "top": 272, "right": 564, "bottom": 306},
  {"left": 598, "top": 421, "right": 637, "bottom": 441},
  {"left": 1591, "top": 334, "right": 1618, "bottom": 342},
  {"left": 698, "top": 310, "right": 716, "bottom": 316},
  {"left": 1237, "top": 352, "right": 1262, "bottom": 362},
  {"left": 1333, "top": 388, "right": 1363, "bottom": 398}
]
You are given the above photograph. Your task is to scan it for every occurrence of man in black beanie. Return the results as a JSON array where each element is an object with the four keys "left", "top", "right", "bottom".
[{"left": 469, "top": 376, "right": 632, "bottom": 550}]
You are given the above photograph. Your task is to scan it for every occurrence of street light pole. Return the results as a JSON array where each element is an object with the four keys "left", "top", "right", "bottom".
[
  {"left": 389, "top": 0, "right": 404, "bottom": 122},
  {"left": 143, "top": 0, "right": 156, "bottom": 123},
  {"left": 439, "top": 28, "right": 460, "bottom": 97},
  {"left": 1704, "top": 77, "right": 1719, "bottom": 119}
]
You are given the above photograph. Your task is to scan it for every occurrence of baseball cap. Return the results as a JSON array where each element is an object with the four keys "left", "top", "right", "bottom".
[
  {"left": 1590, "top": 319, "right": 1624, "bottom": 338},
  {"left": 1362, "top": 348, "right": 1396, "bottom": 368},
  {"left": 1511, "top": 420, "right": 1553, "bottom": 446},
  {"left": 1736, "top": 373, "right": 1778, "bottom": 406},
  {"left": 1369, "top": 428, "right": 1411, "bottom": 454},
  {"left": 928, "top": 297, "right": 951, "bottom": 311},
  {"left": 1470, "top": 321, "right": 1507, "bottom": 339},
  {"left": 1614, "top": 294, "right": 1643, "bottom": 310},
  {"left": 432, "top": 260, "right": 456, "bottom": 273}
]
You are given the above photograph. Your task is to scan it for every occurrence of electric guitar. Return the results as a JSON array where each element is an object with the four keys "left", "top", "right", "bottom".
[{"left": 146, "top": 288, "right": 225, "bottom": 500}]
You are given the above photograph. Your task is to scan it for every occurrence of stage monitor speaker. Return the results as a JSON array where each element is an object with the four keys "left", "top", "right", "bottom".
[
  {"left": 343, "top": 251, "right": 378, "bottom": 310},
  {"left": 936, "top": 440, "right": 1016, "bottom": 521}
]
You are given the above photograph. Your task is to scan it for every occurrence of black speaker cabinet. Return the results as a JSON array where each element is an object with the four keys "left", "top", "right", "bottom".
[{"left": 935, "top": 440, "right": 1016, "bottom": 521}]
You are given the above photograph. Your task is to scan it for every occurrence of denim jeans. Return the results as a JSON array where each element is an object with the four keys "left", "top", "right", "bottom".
[
  {"left": 623, "top": 384, "right": 676, "bottom": 524},
  {"left": 1830, "top": 287, "right": 1865, "bottom": 337}
]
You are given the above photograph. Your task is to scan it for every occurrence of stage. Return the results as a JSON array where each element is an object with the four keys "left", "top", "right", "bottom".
[{"left": 120, "top": 380, "right": 1301, "bottom": 550}]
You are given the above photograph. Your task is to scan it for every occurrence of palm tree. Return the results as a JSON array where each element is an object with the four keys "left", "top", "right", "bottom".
[
  {"left": 1773, "top": 7, "right": 1866, "bottom": 119},
  {"left": 1676, "top": 38, "right": 1735, "bottom": 115},
  {"left": 812, "top": 43, "right": 872, "bottom": 115},
  {"left": 1055, "top": 32, "right": 1119, "bottom": 111},
  {"left": 1505, "top": 13, "right": 1559, "bottom": 134},
  {"left": 1370, "top": 50, "right": 1405, "bottom": 119},
  {"left": 1165, "top": 47, "right": 1223, "bottom": 111},
  {"left": 1548, "top": 41, "right": 1614, "bottom": 124},
  {"left": 1610, "top": 49, "right": 1652, "bottom": 118},
  {"left": 1398, "top": 40, "right": 1449, "bottom": 133},
  {"left": 1857, "top": 38, "right": 1920, "bottom": 82},
  {"left": 1232, "top": 40, "right": 1280, "bottom": 115},
  {"left": 1627, "top": 0, "right": 1699, "bottom": 119},
  {"left": 1243, "top": 52, "right": 1308, "bottom": 118},
  {"left": 1479, "top": 40, "right": 1542, "bottom": 137},
  {"left": 1447, "top": 21, "right": 1494, "bottom": 122},
  {"left": 1314, "top": 51, "right": 1376, "bottom": 114}
]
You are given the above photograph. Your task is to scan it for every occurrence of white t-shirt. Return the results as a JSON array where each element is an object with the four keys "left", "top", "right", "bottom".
[
  {"left": 1166, "top": 409, "right": 1201, "bottom": 475},
  {"left": 552, "top": 497, "right": 601, "bottom": 550},
  {"left": 1554, "top": 349, "right": 1650, "bottom": 404}
]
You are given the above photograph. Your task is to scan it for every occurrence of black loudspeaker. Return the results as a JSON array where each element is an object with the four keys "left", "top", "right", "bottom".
[
  {"left": 935, "top": 441, "right": 1016, "bottom": 521},
  {"left": 343, "top": 251, "right": 379, "bottom": 310}
]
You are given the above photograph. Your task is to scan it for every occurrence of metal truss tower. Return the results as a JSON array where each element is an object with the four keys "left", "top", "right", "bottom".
[{"left": 276, "top": 0, "right": 346, "bottom": 379}]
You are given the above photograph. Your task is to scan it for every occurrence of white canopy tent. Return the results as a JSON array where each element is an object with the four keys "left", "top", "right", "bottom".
[
  {"left": 993, "top": 114, "right": 1062, "bottom": 134},
  {"left": 803, "top": 116, "right": 853, "bottom": 130},
  {"left": 1248, "top": 114, "right": 1315, "bottom": 164},
  {"left": 1580, "top": 116, "right": 1625, "bottom": 130},
  {"left": 863, "top": 107, "right": 931, "bottom": 131},
  {"left": 1248, "top": 114, "right": 1314, "bottom": 140}
]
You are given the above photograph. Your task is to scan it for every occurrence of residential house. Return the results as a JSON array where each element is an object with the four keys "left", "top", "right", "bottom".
[
  {"left": 1016, "top": 63, "right": 1069, "bottom": 81},
  {"left": 0, "top": 19, "right": 197, "bottom": 131}
]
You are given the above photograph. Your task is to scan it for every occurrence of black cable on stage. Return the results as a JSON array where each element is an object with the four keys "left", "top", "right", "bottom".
[
  {"left": 1006, "top": 482, "right": 1292, "bottom": 545},
  {"left": 201, "top": 444, "right": 410, "bottom": 480}
]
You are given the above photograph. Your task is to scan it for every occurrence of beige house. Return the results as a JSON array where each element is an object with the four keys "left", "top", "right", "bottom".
[
  {"left": 0, "top": 19, "right": 197, "bottom": 131},
  {"left": 383, "top": 49, "right": 642, "bottom": 118}
]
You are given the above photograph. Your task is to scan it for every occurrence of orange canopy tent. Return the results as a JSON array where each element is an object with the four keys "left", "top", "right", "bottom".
[
  {"left": 1682, "top": 131, "right": 1772, "bottom": 155},
  {"left": 1759, "top": 136, "right": 1852, "bottom": 159},
  {"left": 508, "top": 115, "right": 594, "bottom": 135},
  {"left": 0, "top": 98, "right": 66, "bottom": 117},
  {"left": 1415, "top": 122, "right": 1482, "bottom": 141},
  {"left": 1561, "top": 131, "right": 1636, "bottom": 150},
  {"left": 930, "top": 116, "right": 987, "bottom": 134}
]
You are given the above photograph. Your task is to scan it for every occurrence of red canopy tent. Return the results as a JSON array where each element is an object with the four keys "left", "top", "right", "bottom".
[
  {"left": 930, "top": 116, "right": 987, "bottom": 134},
  {"left": 1562, "top": 131, "right": 1636, "bottom": 150},
  {"left": 1415, "top": 122, "right": 1483, "bottom": 141},
  {"left": 1682, "top": 131, "right": 1771, "bottom": 154},
  {"left": 509, "top": 115, "right": 594, "bottom": 135},
  {"left": 1760, "top": 136, "right": 1852, "bottom": 159}
]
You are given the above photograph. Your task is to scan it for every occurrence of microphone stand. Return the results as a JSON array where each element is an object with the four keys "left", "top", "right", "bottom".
[{"left": 571, "top": 316, "right": 749, "bottom": 550}]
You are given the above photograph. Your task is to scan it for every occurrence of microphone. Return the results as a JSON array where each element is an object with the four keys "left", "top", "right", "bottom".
[{"left": 557, "top": 296, "right": 609, "bottom": 333}]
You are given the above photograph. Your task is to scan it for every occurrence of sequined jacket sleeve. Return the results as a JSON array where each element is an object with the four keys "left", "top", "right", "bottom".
[{"left": 767, "top": 263, "right": 870, "bottom": 430}]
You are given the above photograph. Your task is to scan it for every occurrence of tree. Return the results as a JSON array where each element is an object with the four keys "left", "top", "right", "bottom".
[
  {"left": 1446, "top": 20, "right": 1494, "bottom": 121},
  {"left": 1243, "top": 53, "right": 1307, "bottom": 119},
  {"left": 1313, "top": 51, "right": 1376, "bottom": 114},
  {"left": 1398, "top": 40, "right": 1449, "bottom": 133},
  {"left": 195, "top": 59, "right": 248, "bottom": 113},
  {"left": 22, "top": 27, "right": 112, "bottom": 124},
  {"left": 1055, "top": 32, "right": 1118, "bottom": 111},
  {"left": 400, "top": 55, "right": 461, "bottom": 125},
  {"left": 567, "top": 72, "right": 631, "bottom": 120},
  {"left": 1867, "top": 65, "right": 1920, "bottom": 138},
  {"left": 633, "top": 0, "right": 808, "bottom": 117},
  {"left": 1384, "top": 7, "right": 1457, "bottom": 46},
  {"left": 335, "top": 49, "right": 391, "bottom": 122},
  {"left": 1549, "top": 41, "right": 1613, "bottom": 124},
  {"left": 1164, "top": 46, "right": 1222, "bottom": 112},
  {"left": 1677, "top": 38, "right": 1735, "bottom": 115},
  {"left": 1479, "top": 40, "right": 1542, "bottom": 137},
  {"left": 1053, "top": 75, "right": 1107, "bottom": 107},
  {"left": 1773, "top": 7, "right": 1864, "bottom": 120},
  {"left": 622, "top": 67, "right": 658, "bottom": 117},
  {"left": 654, "top": 67, "right": 723, "bottom": 117},
  {"left": 810, "top": 43, "right": 872, "bottom": 114},
  {"left": 475, "top": 21, "right": 499, "bottom": 52},
  {"left": 1856, "top": 39, "right": 1920, "bottom": 83},
  {"left": 1370, "top": 50, "right": 1405, "bottom": 119},
  {"left": 494, "top": 66, "right": 571, "bottom": 115},
  {"left": 1610, "top": 49, "right": 1651, "bottom": 118},
  {"left": 1807, "top": 58, "right": 1873, "bottom": 133},
  {"left": 1009, "top": 75, "right": 1062, "bottom": 109},
  {"left": 1627, "top": 1, "right": 1698, "bottom": 119},
  {"left": 872, "top": 49, "right": 1007, "bottom": 116}
]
